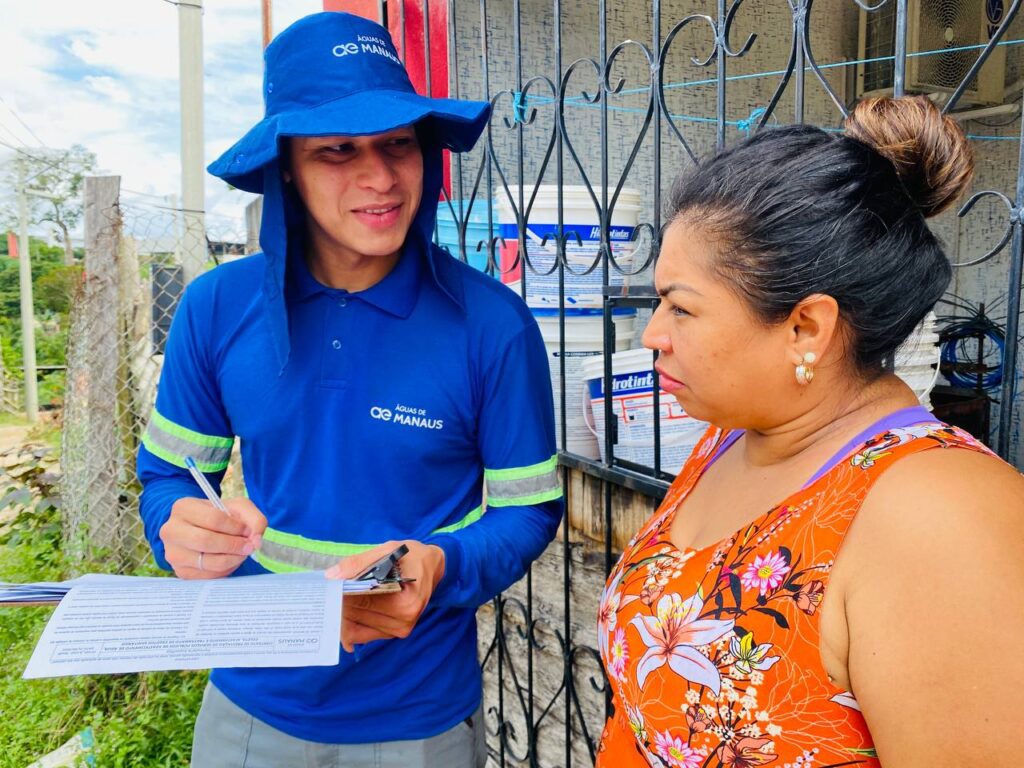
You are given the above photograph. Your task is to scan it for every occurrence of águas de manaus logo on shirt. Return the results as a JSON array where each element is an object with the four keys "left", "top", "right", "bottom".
[{"left": 369, "top": 403, "right": 444, "bottom": 431}]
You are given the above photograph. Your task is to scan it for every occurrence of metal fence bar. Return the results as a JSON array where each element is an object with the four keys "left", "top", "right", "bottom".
[
  {"left": 893, "top": 0, "right": 908, "bottom": 96},
  {"left": 794, "top": 0, "right": 806, "bottom": 124},
  {"left": 997, "top": 94, "right": 1024, "bottom": 457},
  {"left": 717, "top": 0, "right": 728, "bottom": 148}
]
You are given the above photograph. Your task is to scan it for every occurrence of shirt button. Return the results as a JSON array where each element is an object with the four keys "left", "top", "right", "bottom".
[
  {"left": 331, "top": 339, "right": 341, "bottom": 350},
  {"left": 338, "top": 298, "right": 348, "bottom": 307}
]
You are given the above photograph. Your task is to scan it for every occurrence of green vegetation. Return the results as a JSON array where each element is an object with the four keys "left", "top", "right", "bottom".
[
  {"left": 0, "top": 148, "right": 208, "bottom": 765},
  {"left": 0, "top": 237, "right": 79, "bottom": 409},
  {"left": 0, "top": 412, "right": 29, "bottom": 428},
  {"left": 0, "top": 145, "right": 96, "bottom": 414},
  {"left": 0, "top": 446, "right": 204, "bottom": 767}
]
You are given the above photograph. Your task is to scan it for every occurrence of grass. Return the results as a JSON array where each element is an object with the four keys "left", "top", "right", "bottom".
[
  {"left": 0, "top": 412, "right": 29, "bottom": 428},
  {"left": 0, "top": 411, "right": 60, "bottom": 451},
  {"left": 0, "top": 528, "right": 82, "bottom": 766},
  {"left": 0, "top": 462, "right": 205, "bottom": 767},
  {"left": 25, "top": 419, "right": 62, "bottom": 451}
]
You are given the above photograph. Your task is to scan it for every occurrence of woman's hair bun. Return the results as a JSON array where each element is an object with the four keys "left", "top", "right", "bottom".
[{"left": 844, "top": 95, "right": 974, "bottom": 218}]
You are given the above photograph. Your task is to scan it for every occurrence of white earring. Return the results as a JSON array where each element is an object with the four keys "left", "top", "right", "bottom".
[{"left": 795, "top": 352, "right": 816, "bottom": 385}]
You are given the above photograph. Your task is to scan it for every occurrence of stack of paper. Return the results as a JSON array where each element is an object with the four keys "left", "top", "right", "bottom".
[
  {"left": 0, "top": 571, "right": 394, "bottom": 678},
  {"left": 0, "top": 572, "right": 395, "bottom": 606},
  {"left": 0, "top": 580, "right": 79, "bottom": 605}
]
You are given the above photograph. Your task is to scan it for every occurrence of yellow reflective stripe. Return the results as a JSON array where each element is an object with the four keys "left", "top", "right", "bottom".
[
  {"left": 433, "top": 505, "right": 483, "bottom": 533},
  {"left": 255, "top": 505, "right": 485, "bottom": 571},
  {"left": 485, "top": 456, "right": 561, "bottom": 504},
  {"left": 143, "top": 409, "right": 232, "bottom": 471},
  {"left": 484, "top": 455, "right": 557, "bottom": 482},
  {"left": 262, "top": 527, "right": 376, "bottom": 558},
  {"left": 487, "top": 486, "right": 563, "bottom": 507},
  {"left": 142, "top": 435, "right": 191, "bottom": 470},
  {"left": 150, "top": 410, "right": 232, "bottom": 448},
  {"left": 252, "top": 549, "right": 306, "bottom": 573}
]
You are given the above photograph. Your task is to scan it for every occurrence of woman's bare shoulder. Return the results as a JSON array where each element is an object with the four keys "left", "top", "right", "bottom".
[
  {"left": 847, "top": 444, "right": 1024, "bottom": 587},
  {"left": 864, "top": 444, "right": 1024, "bottom": 524},
  {"left": 835, "top": 445, "right": 1024, "bottom": 766}
]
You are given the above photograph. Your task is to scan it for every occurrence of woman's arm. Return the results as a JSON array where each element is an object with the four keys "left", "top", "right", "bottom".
[{"left": 841, "top": 447, "right": 1024, "bottom": 767}]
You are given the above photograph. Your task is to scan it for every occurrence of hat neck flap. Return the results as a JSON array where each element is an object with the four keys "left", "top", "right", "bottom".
[{"left": 257, "top": 131, "right": 462, "bottom": 373}]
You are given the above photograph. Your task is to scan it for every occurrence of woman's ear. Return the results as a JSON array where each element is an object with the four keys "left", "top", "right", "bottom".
[{"left": 785, "top": 293, "right": 841, "bottom": 365}]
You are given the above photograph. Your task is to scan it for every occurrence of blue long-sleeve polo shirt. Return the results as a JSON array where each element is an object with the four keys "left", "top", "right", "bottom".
[{"left": 136, "top": 240, "right": 563, "bottom": 743}]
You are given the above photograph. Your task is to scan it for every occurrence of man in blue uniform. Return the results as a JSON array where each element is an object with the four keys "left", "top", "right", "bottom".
[{"left": 137, "top": 12, "right": 562, "bottom": 767}]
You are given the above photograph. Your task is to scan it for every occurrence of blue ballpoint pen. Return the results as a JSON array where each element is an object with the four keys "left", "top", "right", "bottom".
[{"left": 183, "top": 455, "right": 235, "bottom": 519}]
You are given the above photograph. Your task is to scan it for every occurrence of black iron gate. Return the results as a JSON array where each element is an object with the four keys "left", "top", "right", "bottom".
[{"left": 387, "top": 0, "right": 1023, "bottom": 764}]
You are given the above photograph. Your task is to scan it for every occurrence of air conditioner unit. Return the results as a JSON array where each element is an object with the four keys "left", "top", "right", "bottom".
[{"left": 857, "top": 0, "right": 1007, "bottom": 106}]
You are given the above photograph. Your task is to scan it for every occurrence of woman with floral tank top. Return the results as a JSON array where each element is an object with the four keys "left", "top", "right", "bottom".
[{"left": 596, "top": 96, "right": 1024, "bottom": 768}]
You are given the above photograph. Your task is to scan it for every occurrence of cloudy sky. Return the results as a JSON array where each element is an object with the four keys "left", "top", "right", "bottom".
[{"left": 0, "top": 0, "right": 328, "bottom": 241}]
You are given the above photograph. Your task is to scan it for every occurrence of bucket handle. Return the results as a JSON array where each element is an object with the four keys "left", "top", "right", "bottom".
[
  {"left": 581, "top": 379, "right": 696, "bottom": 447},
  {"left": 918, "top": 342, "right": 943, "bottom": 406}
]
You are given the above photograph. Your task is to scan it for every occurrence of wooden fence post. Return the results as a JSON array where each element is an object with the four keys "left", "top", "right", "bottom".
[{"left": 61, "top": 176, "right": 124, "bottom": 566}]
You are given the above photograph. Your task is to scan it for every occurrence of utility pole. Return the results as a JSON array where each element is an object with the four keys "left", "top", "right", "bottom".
[
  {"left": 16, "top": 161, "right": 38, "bottom": 422},
  {"left": 178, "top": 0, "right": 206, "bottom": 284},
  {"left": 262, "top": 0, "right": 273, "bottom": 49}
]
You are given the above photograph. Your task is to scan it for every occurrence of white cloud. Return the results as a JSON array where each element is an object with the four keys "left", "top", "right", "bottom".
[
  {"left": 0, "top": 0, "right": 325, "bottom": 241},
  {"left": 83, "top": 76, "right": 133, "bottom": 105}
]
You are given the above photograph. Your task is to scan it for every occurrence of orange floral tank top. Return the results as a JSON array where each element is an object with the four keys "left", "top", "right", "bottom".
[{"left": 596, "top": 420, "right": 990, "bottom": 768}]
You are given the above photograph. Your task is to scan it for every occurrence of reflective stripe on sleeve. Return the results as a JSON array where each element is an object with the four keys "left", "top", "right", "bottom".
[
  {"left": 142, "top": 409, "right": 233, "bottom": 472},
  {"left": 252, "top": 505, "right": 485, "bottom": 573},
  {"left": 484, "top": 455, "right": 562, "bottom": 507}
]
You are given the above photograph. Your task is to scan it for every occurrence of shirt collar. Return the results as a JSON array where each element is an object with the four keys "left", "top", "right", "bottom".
[
  {"left": 285, "top": 241, "right": 421, "bottom": 318},
  {"left": 286, "top": 237, "right": 465, "bottom": 317}
]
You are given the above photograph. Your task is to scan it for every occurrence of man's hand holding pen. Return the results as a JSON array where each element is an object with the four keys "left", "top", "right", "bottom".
[
  {"left": 327, "top": 540, "right": 446, "bottom": 653},
  {"left": 162, "top": 456, "right": 266, "bottom": 580},
  {"left": 161, "top": 497, "right": 267, "bottom": 580}
]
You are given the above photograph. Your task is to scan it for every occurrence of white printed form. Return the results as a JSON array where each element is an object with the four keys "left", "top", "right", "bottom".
[{"left": 23, "top": 571, "right": 343, "bottom": 678}]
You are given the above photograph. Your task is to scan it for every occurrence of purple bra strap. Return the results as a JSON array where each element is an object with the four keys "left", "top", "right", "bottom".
[
  {"left": 704, "top": 405, "right": 936, "bottom": 488},
  {"left": 706, "top": 428, "right": 744, "bottom": 467}
]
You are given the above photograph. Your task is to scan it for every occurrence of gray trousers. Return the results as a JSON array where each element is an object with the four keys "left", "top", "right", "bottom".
[{"left": 191, "top": 682, "right": 487, "bottom": 768}]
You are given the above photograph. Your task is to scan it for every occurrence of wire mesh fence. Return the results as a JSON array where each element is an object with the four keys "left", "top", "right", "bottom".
[
  {"left": 0, "top": 354, "right": 22, "bottom": 416},
  {"left": 59, "top": 178, "right": 247, "bottom": 572}
]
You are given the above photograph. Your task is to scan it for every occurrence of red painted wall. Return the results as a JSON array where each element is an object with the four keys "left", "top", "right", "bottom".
[{"left": 322, "top": 0, "right": 380, "bottom": 20}]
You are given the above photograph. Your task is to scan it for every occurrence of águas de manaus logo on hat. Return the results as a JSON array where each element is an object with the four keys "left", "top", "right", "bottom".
[{"left": 332, "top": 34, "right": 401, "bottom": 66}]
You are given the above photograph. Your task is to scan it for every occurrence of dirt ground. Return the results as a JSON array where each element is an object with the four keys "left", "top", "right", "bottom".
[{"left": 0, "top": 424, "right": 30, "bottom": 452}]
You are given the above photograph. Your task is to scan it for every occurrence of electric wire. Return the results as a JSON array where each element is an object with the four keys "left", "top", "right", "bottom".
[
  {"left": 0, "top": 96, "right": 46, "bottom": 147},
  {"left": 0, "top": 138, "right": 82, "bottom": 189},
  {"left": 936, "top": 296, "right": 1006, "bottom": 391},
  {"left": 0, "top": 120, "right": 30, "bottom": 149}
]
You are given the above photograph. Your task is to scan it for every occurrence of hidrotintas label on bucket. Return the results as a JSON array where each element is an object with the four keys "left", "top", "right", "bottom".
[
  {"left": 585, "top": 367, "right": 656, "bottom": 400},
  {"left": 534, "top": 309, "right": 637, "bottom": 459},
  {"left": 498, "top": 222, "right": 639, "bottom": 308},
  {"left": 583, "top": 352, "right": 709, "bottom": 475}
]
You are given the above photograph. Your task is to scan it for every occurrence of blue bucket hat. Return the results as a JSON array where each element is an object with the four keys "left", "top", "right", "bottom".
[
  {"left": 205, "top": 12, "right": 490, "bottom": 372},
  {"left": 208, "top": 11, "right": 490, "bottom": 194}
]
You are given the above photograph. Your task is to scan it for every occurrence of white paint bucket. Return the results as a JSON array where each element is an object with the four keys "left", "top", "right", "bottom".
[
  {"left": 581, "top": 348, "right": 710, "bottom": 474},
  {"left": 496, "top": 185, "right": 643, "bottom": 309},
  {"left": 534, "top": 309, "right": 636, "bottom": 458}
]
